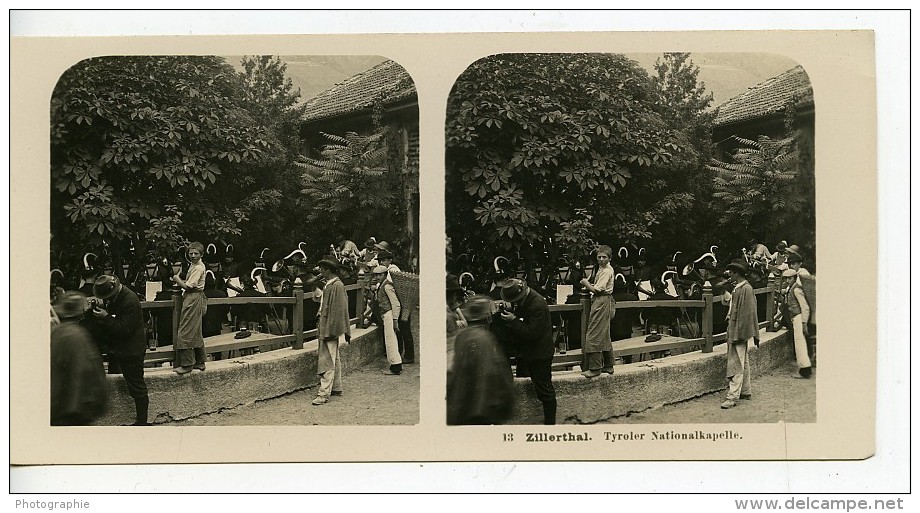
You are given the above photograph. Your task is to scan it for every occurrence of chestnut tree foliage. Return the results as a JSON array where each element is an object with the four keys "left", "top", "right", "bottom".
[
  {"left": 446, "top": 53, "right": 716, "bottom": 267},
  {"left": 50, "top": 55, "right": 307, "bottom": 267},
  {"left": 229, "top": 55, "right": 310, "bottom": 259}
]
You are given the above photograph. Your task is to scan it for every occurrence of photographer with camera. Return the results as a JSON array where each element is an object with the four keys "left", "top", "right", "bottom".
[
  {"left": 88, "top": 275, "right": 150, "bottom": 426},
  {"left": 494, "top": 278, "right": 557, "bottom": 425}
]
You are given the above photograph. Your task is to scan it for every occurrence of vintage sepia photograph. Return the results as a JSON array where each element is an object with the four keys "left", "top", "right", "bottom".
[
  {"left": 12, "top": 26, "right": 885, "bottom": 475},
  {"left": 445, "top": 52, "right": 817, "bottom": 426},
  {"left": 48, "top": 54, "right": 421, "bottom": 427}
]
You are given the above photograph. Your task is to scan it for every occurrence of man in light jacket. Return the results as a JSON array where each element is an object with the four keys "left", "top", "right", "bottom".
[
  {"left": 372, "top": 264, "right": 403, "bottom": 375},
  {"left": 782, "top": 268, "right": 813, "bottom": 379},
  {"left": 720, "top": 259, "right": 760, "bottom": 409},
  {"left": 312, "top": 259, "right": 351, "bottom": 405}
]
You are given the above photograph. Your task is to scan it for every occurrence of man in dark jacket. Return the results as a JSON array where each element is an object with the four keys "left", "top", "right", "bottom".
[
  {"left": 89, "top": 275, "right": 151, "bottom": 426},
  {"left": 51, "top": 292, "right": 108, "bottom": 425},
  {"left": 494, "top": 278, "right": 557, "bottom": 425}
]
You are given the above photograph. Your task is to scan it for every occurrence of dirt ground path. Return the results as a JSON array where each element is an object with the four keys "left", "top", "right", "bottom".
[
  {"left": 169, "top": 361, "right": 420, "bottom": 426},
  {"left": 605, "top": 361, "right": 817, "bottom": 424},
  {"left": 165, "top": 357, "right": 812, "bottom": 427}
]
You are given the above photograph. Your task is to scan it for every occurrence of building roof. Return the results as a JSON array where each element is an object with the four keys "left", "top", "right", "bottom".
[
  {"left": 301, "top": 59, "right": 416, "bottom": 123},
  {"left": 714, "top": 65, "right": 813, "bottom": 127}
]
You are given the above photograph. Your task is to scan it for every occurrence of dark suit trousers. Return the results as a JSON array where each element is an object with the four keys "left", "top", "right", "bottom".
[
  {"left": 520, "top": 356, "right": 557, "bottom": 424},
  {"left": 397, "top": 316, "right": 414, "bottom": 363},
  {"left": 116, "top": 353, "right": 149, "bottom": 424}
]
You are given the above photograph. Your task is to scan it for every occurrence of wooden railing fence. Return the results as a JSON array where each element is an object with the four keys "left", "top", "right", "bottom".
[
  {"left": 547, "top": 275, "right": 781, "bottom": 365},
  {"left": 139, "top": 281, "right": 372, "bottom": 364}
]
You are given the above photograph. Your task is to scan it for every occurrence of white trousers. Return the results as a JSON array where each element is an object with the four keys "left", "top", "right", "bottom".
[
  {"left": 382, "top": 311, "right": 402, "bottom": 365},
  {"left": 726, "top": 340, "right": 752, "bottom": 401},
  {"left": 791, "top": 313, "right": 812, "bottom": 369},
  {"left": 317, "top": 335, "right": 343, "bottom": 397}
]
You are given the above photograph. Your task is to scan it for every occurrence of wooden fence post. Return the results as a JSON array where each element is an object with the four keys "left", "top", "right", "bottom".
[
  {"left": 766, "top": 275, "right": 777, "bottom": 333},
  {"left": 580, "top": 296, "right": 590, "bottom": 351},
  {"left": 292, "top": 280, "right": 304, "bottom": 350},
  {"left": 356, "top": 276, "right": 367, "bottom": 329},
  {"left": 171, "top": 287, "right": 182, "bottom": 360},
  {"left": 702, "top": 282, "right": 714, "bottom": 353}
]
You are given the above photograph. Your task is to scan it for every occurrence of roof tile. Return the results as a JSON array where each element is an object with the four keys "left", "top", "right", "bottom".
[
  {"left": 714, "top": 65, "right": 813, "bottom": 127},
  {"left": 302, "top": 60, "right": 416, "bottom": 122}
]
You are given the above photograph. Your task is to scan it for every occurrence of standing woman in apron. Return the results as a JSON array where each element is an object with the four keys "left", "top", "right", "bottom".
[
  {"left": 172, "top": 241, "right": 208, "bottom": 374},
  {"left": 580, "top": 245, "right": 615, "bottom": 378}
]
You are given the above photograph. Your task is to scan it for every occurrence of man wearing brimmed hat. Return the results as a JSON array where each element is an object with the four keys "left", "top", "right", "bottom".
[
  {"left": 51, "top": 291, "right": 108, "bottom": 425},
  {"left": 782, "top": 268, "right": 813, "bottom": 379},
  {"left": 447, "top": 295, "right": 514, "bottom": 425},
  {"left": 373, "top": 240, "right": 393, "bottom": 254},
  {"left": 494, "top": 277, "right": 557, "bottom": 424},
  {"left": 312, "top": 259, "right": 351, "bottom": 405},
  {"left": 785, "top": 251, "right": 811, "bottom": 278},
  {"left": 378, "top": 249, "right": 415, "bottom": 365},
  {"left": 358, "top": 237, "right": 379, "bottom": 270},
  {"left": 371, "top": 264, "right": 403, "bottom": 376},
  {"left": 720, "top": 259, "right": 760, "bottom": 409},
  {"left": 88, "top": 275, "right": 150, "bottom": 425}
]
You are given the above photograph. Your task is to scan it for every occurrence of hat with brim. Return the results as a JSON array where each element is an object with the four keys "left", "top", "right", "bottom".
[
  {"left": 377, "top": 250, "right": 393, "bottom": 260},
  {"left": 725, "top": 260, "right": 749, "bottom": 275},
  {"left": 52, "top": 291, "right": 89, "bottom": 319},
  {"left": 316, "top": 259, "right": 343, "bottom": 274},
  {"left": 500, "top": 278, "right": 529, "bottom": 303},
  {"left": 373, "top": 241, "right": 392, "bottom": 253},
  {"left": 786, "top": 244, "right": 802, "bottom": 256},
  {"left": 371, "top": 265, "right": 389, "bottom": 275},
  {"left": 93, "top": 275, "right": 122, "bottom": 300},
  {"left": 462, "top": 295, "right": 493, "bottom": 322},
  {"left": 781, "top": 269, "right": 798, "bottom": 278}
]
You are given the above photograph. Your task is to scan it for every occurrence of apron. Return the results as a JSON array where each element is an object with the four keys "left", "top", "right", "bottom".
[
  {"left": 583, "top": 294, "right": 613, "bottom": 353},
  {"left": 175, "top": 290, "right": 207, "bottom": 349}
]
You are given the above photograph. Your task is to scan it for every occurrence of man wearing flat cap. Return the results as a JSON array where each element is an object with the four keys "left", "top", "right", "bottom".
[
  {"left": 312, "top": 259, "right": 351, "bottom": 405},
  {"left": 720, "top": 259, "right": 760, "bottom": 409},
  {"left": 494, "top": 278, "right": 557, "bottom": 424},
  {"left": 88, "top": 275, "right": 150, "bottom": 425}
]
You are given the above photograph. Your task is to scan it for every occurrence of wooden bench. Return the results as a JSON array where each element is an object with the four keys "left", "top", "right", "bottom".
[
  {"left": 143, "top": 327, "right": 325, "bottom": 366},
  {"left": 549, "top": 334, "right": 709, "bottom": 371}
]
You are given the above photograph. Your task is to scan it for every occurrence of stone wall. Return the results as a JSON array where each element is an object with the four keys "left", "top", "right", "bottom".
[
  {"left": 97, "top": 325, "right": 386, "bottom": 425},
  {"left": 507, "top": 329, "right": 793, "bottom": 424}
]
